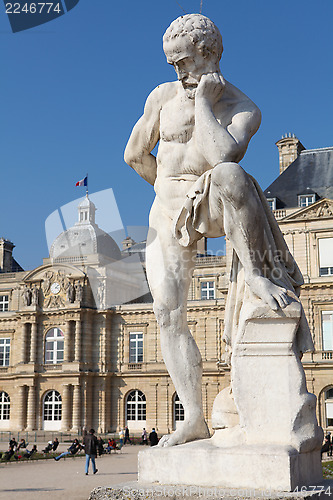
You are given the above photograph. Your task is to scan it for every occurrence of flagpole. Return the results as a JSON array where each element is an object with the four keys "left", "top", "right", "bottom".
[{"left": 86, "top": 173, "right": 88, "bottom": 196}]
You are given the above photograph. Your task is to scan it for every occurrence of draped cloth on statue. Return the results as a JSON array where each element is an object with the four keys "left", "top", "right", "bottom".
[{"left": 173, "top": 169, "right": 314, "bottom": 356}]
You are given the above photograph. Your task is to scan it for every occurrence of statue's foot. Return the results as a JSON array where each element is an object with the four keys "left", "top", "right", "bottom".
[
  {"left": 246, "top": 275, "right": 290, "bottom": 311},
  {"left": 158, "top": 417, "right": 210, "bottom": 447}
]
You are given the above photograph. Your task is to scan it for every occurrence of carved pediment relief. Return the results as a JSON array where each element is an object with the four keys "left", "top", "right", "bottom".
[
  {"left": 284, "top": 198, "right": 333, "bottom": 221},
  {"left": 21, "top": 264, "right": 85, "bottom": 310},
  {"left": 23, "top": 263, "right": 85, "bottom": 283}
]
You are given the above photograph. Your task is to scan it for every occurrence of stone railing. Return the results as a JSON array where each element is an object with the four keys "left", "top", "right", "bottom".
[
  {"left": 273, "top": 209, "right": 287, "bottom": 219},
  {"left": 128, "top": 363, "right": 142, "bottom": 370},
  {"left": 43, "top": 363, "right": 63, "bottom": 370},
  {"left": 196, "top": 255, "right": 226, "bottom": 266},
  {"left": 322, "top": 351, "right": 333, "bottom": 360}
]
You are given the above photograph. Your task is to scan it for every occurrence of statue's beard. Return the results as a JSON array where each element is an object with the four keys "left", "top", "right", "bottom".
[{"left": 182, "top": 83, "right": 197, "bottom": 99}]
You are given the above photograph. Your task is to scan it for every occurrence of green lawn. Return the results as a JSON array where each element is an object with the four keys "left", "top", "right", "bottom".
[{"left": 323, "top": 461, "right": 333, "bottom": 479}]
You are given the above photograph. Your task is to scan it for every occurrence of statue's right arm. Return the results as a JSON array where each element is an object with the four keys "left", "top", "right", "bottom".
[{"left": 124, "top": 86, "right": 162, "bottom": 186}]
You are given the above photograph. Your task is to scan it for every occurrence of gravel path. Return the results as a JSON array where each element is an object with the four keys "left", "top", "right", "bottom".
[{"left": 0, "top": 445, "right": 139, "bottom": 500}]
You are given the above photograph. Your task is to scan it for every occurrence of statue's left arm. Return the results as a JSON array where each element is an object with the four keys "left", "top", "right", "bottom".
[{"left": 195, "top": 73, "right": 261, "bottom": 167}]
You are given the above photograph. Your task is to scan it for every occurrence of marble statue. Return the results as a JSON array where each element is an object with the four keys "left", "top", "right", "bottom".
[{"left": 124, "top": 13, "right": 322, "bottom": 490}]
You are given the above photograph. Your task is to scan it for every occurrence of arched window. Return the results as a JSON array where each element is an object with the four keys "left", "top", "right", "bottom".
[
  {"left": 43, "top": 390, "right": 62, "bottom": 430},
  {"left": 173, "top": 393, "right": 185, "bottom": 430},
  {"left": 45, "top": 328, "right": 64, "bottom": 364},
  {"left": 325, "top": 388, "right": 333, "bottom": 427},
  {"left": 126, "top": 390, "right": 146, "bottom": 430},
  {"left": 0, "top": 391, "right": 10, "bottom": 420}
]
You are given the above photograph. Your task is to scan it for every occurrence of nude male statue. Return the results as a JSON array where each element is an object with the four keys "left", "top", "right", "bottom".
[{"left": 124, "top": 14, "right": 290, "bottom": 447}]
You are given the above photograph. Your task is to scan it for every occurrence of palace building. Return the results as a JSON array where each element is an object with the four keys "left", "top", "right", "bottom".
[{"left": 1, "top": 136, "right": 333, "bottom": 436}]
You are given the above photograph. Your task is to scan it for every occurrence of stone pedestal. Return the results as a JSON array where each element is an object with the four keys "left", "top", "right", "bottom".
[
  {"left": 228, "top": 301, "right": 323, "bottom": 454},
  {"left": 137, "top": 301, "right": 323, "bottom": 492},
  {"left": 138, "top": 440, "right": 322, "bottom": 491}
]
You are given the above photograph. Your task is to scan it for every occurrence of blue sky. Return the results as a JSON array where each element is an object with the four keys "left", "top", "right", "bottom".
[{"left": 1, "top": 0, "right": 333, "bottom": 269}]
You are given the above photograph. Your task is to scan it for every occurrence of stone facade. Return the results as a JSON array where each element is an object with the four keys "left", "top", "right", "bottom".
[
  {"left": 0, "top": 255, "right": 227, "bottom": 435},
  {"left": 1, "top": 141, "right": 333, "bottom": 436}
]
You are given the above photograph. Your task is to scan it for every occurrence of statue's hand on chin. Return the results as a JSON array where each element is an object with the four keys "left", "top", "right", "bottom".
[{"left": 196, "top": 72, "right": 225, "bottom": 106}]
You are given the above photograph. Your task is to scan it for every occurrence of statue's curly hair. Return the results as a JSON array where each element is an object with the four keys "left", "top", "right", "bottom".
[{"left": 163, "top": 14, "right": 223, "bottom": 62}]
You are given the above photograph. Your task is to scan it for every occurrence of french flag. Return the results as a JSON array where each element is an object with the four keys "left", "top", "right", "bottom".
[{"left": 75, "top": 176, "right": 87, "bottom": 187}]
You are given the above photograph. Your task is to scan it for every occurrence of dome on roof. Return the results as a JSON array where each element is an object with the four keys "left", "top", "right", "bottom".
[
  {"left": 49, "top": 195, "right": 121, "bottom": 261},
  {"left": 79, "top": 196, "right": 95, "bottom": 209}
]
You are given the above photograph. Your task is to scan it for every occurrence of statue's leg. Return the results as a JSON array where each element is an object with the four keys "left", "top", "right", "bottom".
[
  {"left": 146, "top": 200, "right": 210, "bottom": 447},
  {"left": 210, "top": 162, "right": 290, "bottom": 310}
]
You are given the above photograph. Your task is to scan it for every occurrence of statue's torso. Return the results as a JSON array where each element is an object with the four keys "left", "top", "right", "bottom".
[{"left": 154, "top": 80, "right": 253, "bottom": 215}]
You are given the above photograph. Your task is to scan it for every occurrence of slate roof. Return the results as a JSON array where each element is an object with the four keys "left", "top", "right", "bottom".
[{"left": 264, "top": 147, "right": 333, "bottom": 208}]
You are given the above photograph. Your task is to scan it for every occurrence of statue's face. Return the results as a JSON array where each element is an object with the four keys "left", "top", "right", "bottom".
[{"left": 164, "top": 37, "right": 217, "bottom": 99}]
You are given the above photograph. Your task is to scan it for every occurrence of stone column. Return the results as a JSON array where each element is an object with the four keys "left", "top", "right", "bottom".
[
  {"left": 105, "top": 314, "right": 112, "bottom": 371},
  {"left": 17, "top": 385, "right": 26, "bottom": 430},
  {"left": 74, "top": 320, "right": 82, "bottom": 362},
  {"left": 98, "top": 378, "right": 106, "bottom": 433},
  {"left": 72, "top": 384, "right": 81, "bottom": 433},
  {"left": 64, "top": 321, "right": 72, "bottom": 362},
  {"left": 62, "top": 384, "right": 71, "bottom": 431},
  {"left": 99, "top": 315, "right": 106, "bottom": 372},
  {"left": 20, "top": 323, "right": 28, "bottom": 364},
  {"left": 29, "top": 321, "right": 38, "bottom": 363},
  {"left": 26, "top": 385, "right": 36, "bottom": 430},
  {"left": 105, "top": 377, "right": 111, "bottom": 432},
  {"left": 84, "top": 315, "right": 92, "bottom": 365}
]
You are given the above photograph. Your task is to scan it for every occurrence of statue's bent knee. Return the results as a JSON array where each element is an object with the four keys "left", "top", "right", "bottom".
[{"left": 212, "top": 162, "right": 249, "bottom": 203}]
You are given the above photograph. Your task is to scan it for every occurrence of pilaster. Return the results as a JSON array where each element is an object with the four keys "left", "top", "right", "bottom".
[
  {"left": 74, "top": 319, "right": 82, "bottom": 362},
  {"left": 26, "top": 385, "right": 36, "bottom": 430},
  {"left": 29, "top": 320, "right": 38, "bottom": 364},
  {"left": 62, "top": 383, "right": 71, "bottom": 431},
  {"left": 72, "top": 384, "right": 81, "bottom": 433}
]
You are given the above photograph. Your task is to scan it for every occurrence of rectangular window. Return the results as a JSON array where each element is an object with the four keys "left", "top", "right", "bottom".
[
  {"left": 298, "top": 194, "right": 315, "bottom": 208},
  {"left": 0, "top": 338, "right": 10, "bottom": 366},
  {"left": 129, "top": 333, "right": 143, "bottom": 363},
  {"left": 45, "top": 341, "right": 54, "bottom": 363},
  {"left": 319, "top": 238, "right": 333, "bottom": 276},
  {"left": 201, "top": 281, "right": 215, "bottom": 300},
  {"left": 322, "top": 312, "right": 333, "bottom": 351},
  {"left": 266, "top": 198, "right": 276, "bottom": 211},
  {"left": 0, "top": 295, "right": 9, "bottom": 312}
]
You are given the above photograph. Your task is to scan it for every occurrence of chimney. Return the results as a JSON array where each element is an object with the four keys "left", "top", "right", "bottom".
[
  {"left": 0, "top": 239, "right": 15, "bottom": 273},
  {"left": 275, "top": 133, "right": 305, "bottom": 175}
]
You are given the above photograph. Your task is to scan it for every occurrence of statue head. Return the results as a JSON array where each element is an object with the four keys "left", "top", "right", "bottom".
[
  {"left": 163, "top": 14, "right": 223, "bottom": 63},
  {"left": 163, "top": 14, "right": 223, "bottom": 98}
]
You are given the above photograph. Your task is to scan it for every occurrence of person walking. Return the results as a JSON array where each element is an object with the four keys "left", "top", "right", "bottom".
[
  {"left": 149, "top": 428, "right": 158, "bottom": 446},
  {"left": 119, "top": 429, "right": 124, "bottom": 448},
  {"left": 141, "top": 428, "right": 148, "bottom": 445},
  {"left": 124, "top": 426, "right": 132, "bottom": 445},
  {"left": 83, "top": 428, "right": 98, "bottom": 475}
]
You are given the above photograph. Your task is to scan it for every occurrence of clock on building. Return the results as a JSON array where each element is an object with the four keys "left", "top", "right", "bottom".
[{"left": 50, "top": 282, "right": 61, "bottom": 295}]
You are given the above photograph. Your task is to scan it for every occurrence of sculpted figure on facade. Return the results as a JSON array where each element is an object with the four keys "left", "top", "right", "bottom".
[
  {"left": 67, "top": 281, "right": 75, "bottom": 303},
  {"left": 42, "top": 271, "right": 53, "bottom": 295},
  {"left": 75, "top": 281, "right": 83, "bottom": 302},
  {"left": 22, "top": 284, "right": 32, "bottom": 306},
  {"left": 31, "top": 285, "right": 39, "bottom": 306},
  {"left": 125, "top": 14, "right": 320, "bottom": 452}
]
